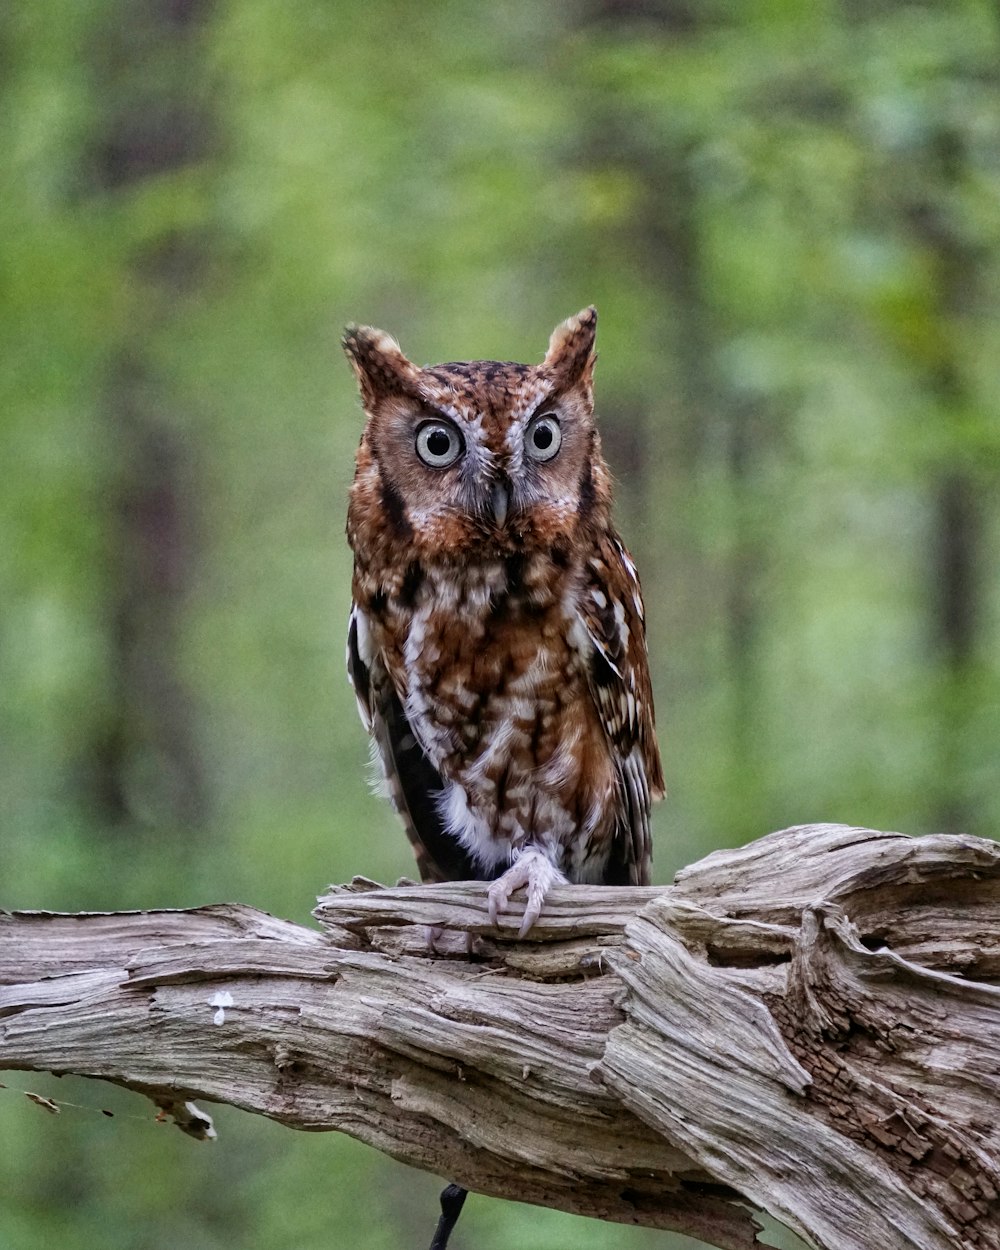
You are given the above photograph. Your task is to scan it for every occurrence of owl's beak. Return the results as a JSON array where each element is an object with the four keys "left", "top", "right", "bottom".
[{"left": 490, "top": 480, "right": 510, "bottom": 529}]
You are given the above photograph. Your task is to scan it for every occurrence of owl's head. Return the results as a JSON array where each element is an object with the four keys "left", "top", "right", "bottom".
[{"left": 343, "top": 308, "right": 612, "bottom": 564}]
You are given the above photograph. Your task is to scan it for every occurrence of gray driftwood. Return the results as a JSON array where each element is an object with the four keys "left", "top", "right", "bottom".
[{"left": 2, "top": 823, "right": 999, "bottom": 1250}]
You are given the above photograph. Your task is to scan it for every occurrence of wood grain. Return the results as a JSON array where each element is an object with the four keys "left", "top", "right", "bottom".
[{"left": 2, "top": 823, "right": 998, "bottom": 1250}]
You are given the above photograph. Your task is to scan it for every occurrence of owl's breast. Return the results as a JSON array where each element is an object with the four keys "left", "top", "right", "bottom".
[{"left": 377, "top": 556, "right": 618, "bottom": 878}]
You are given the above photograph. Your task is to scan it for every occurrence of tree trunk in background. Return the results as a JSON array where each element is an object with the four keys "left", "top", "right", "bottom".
[
  {"left": 83, "top": 0, "right": 212, "bottom": 831},
  {"left": 577, "top": 0, "right": 769, "bottom": 830},
  {"left": 901, "top": 124, "right": 984, "bottom": 836}
]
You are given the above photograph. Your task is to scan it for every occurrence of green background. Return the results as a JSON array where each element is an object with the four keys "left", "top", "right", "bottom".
[{"left": 2, "top": 2, "right": 998, "bottom": 1247}]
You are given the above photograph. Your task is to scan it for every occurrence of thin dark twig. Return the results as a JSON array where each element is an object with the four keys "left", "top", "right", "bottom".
[{"left": 427, "top": 1184, "right": 468, "bottom": 1250}]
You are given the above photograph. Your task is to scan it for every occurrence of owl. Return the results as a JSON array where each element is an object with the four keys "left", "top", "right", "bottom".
[{"left": 343, "top": 307, "right": 664, "bottom": 936}]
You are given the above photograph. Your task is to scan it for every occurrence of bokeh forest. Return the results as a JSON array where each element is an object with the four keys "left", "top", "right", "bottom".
[{"left": 2, "top": 1, "right": 999, "bottom": 1248}]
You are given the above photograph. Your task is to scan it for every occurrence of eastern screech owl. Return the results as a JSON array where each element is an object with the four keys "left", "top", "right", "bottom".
[{"left": 344, "top": 307, "right": 664, "bottom": 935}]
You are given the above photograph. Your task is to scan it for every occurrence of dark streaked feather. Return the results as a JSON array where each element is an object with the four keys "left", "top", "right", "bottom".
[
  {"left": 347, "top": 604, "right": 485, "bottom": 884},
  {"left": 577, "top": 532, "right": 663, "bottom": 886}
]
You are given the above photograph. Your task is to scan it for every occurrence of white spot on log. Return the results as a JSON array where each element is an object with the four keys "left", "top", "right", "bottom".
[{"left": 208, "top": 990, "right": 234, "bottom": 1026}]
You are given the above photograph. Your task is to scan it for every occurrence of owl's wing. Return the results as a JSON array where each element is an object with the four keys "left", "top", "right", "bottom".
[
  {"left": 347, "top": 603, "right": 485, "bottom": 884},
  {"left": 577, "top": 533, "right": 665, "bottom": 887}
]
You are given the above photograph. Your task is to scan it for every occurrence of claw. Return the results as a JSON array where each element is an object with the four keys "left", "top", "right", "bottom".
[{"left": 486, "top": 849, "right": 567, "bottom": 937}]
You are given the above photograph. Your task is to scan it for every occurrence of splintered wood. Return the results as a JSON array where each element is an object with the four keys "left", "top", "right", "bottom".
[{"left": 1, "top": 824, "right": 998, "bottom": 1250}]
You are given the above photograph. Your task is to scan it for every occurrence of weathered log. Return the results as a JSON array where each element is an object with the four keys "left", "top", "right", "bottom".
[{"left": 2, "top": 823, "right": 999, "bottom": 1250}]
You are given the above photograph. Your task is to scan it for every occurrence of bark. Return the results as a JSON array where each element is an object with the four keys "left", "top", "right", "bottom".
[{"left": 2, "top": 823, "right": 999, "bottom": 1250}]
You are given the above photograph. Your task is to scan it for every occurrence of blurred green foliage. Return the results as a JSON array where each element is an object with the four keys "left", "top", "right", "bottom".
[{"left": 1, "top": 1, "right": 998, "bottom": 1248}]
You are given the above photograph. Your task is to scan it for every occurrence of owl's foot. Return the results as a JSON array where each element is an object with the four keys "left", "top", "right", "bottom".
[{"left": 487, "top": 849, "right": 568, "bottom": 938}]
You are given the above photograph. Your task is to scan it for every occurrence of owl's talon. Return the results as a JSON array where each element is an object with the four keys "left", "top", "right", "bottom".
[
  {"left": 487, "top": 850, "right": 567, "bottom": 937},
  {"left": 518, "top": 908, "right": 538, "bottom": 940}
]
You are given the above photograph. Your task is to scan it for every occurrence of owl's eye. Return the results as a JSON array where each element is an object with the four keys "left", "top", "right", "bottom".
[
  {"left": 415, "top": 420, "right": 464, "bottom": 469},
  {"left": 525, "top": 413, "right": 562, "bottom": 462}
]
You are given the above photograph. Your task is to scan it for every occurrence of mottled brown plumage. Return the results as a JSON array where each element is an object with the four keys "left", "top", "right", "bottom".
[{"left": 344, "top": 308, "right": 664, "bottom": 933}]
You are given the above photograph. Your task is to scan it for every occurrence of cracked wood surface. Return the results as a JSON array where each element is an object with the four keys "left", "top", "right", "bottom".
[{"left": 2, "top": 823, "right": 999, "bottom": 1250}]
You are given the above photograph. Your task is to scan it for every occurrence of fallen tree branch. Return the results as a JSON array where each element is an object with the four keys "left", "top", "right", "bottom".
[{"left": 2, "top": 824, "right": 999, "bottom": 1250}]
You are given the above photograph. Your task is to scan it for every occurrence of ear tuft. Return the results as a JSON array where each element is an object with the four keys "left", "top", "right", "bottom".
[
  {"left": 342, "top": 325, "right": 419, "bottom": 404},
  {"left": 542, "top": 306, "right": 597, "bottom": 387}
]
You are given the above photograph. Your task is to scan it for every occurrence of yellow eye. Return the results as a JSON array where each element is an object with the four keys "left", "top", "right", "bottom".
[
  {"left": 525, "top": 413, "right": 561, "bottom": 462},
  {"left": 415, "top": 421, "right": 464, "bottom": 468}
]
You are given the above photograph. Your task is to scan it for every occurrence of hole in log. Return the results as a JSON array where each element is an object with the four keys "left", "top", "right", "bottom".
[
  {"left": 677, "top": 1177, "right": 744, "bottom": 1201},
  {"left": 705, "top": 944, "right": 791, "bottom": 969}
]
